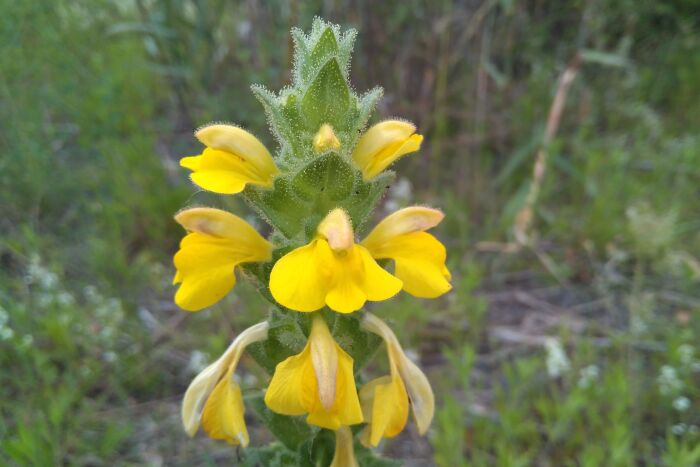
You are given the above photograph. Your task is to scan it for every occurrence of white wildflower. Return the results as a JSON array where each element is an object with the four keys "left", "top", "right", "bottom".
[
  {"left": 672, "top": 423, "right": 687, "bottom": 435},
  {"left": 673, "top": 396, "right": 691, "bottom": 412},
  {"left": 577, "top": 364, "right": 600, "bottom": 389},
  {"left": 544, "top": 338, "right": 570, "bottom": 378},
  {"left": 658, "top": 365, "right": 682, "bottom": 396}
]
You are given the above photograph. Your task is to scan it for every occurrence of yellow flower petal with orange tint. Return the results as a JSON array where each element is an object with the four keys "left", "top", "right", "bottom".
[
  {"left": 173, "top": 208, "right": 272, "bottom": 311},
  {"left": 264, "top": 315, "right": 363, "bottom": 430},
  {"left": 352, "top": 120, "right": 423, "bottom": 180}
]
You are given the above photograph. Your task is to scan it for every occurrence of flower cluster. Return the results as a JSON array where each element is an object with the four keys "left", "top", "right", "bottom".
[{"left": 173, "top": 19, "right": 451, "bottom": 465}]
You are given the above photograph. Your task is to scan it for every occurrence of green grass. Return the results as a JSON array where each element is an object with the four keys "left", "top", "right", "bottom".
[{"left": 1, "top": 0, "right": 700, "bottom": 465}]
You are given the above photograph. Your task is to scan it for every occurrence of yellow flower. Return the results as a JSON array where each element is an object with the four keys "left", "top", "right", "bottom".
[
  {"left": 330, "top": 426, "right": 359, "bottom": 467},
  {"left": 173, "top": 207, "right": 272, "bottom": 311},
  {"left": 313, "top": 123, "right": 341, "bottom": 153},
  {"left": 264, "top": 314, "right": 364, "bottom": 430},
  {"left": 180, "top": 124, "right": 280, "bottom": 194},
  {"left": 181, "top": 321, "right": 269, "bottom": 446},
  {"left": 352, "top": 120, "right": 423, "bottom": 180},
  {"left": 269, "top": 209, "right": 402, "bottom": 313},
  {"left": 359, "top": 312, "right": 434, "bottom": 446},
  {"left": 362, "top": 206, "right": 451, "bottom": 298}
]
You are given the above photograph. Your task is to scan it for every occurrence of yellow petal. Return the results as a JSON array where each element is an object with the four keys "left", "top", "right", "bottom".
[
  {"left": 181, "top": 321, "right": 268, "bottom": 438},
  {"left": 362, "top": 206, "right": 444, "bottom": 251},
  {"left": 306, "top": 342, "right": 363, "bottom": 429},
  {"left": 269, "top": 240, "right": 332, "bottom": 312},
  {"left": 265, "top": 316, "right": 363, "bottom": 430},
  {"left": 195, "top": 124, "right": 279, "bottom": 177},
  {"left": 175, "top": 207, "right": 272, "bottom": 255},
  {"left": 330, "top": 426, "right": 359, "bottom": 467},
  {"left": 173, "top": 209, "right": 271, "bottom": 311},
  {"left": 359, "top": 373, "right": 409, "bottom": 446},
  {"left": 201, "top": 369, "right": 249, "bottom": 446},
  {"left": 265, "top": 344, "right": 317, "bottom": 416},
  {"left": 173, "top": 235, "right": 239, "bottom": 311},
  {"left": 394, "top": 348, "right": 434, "bottom": 435},
  {"left": 352, "top": 120, "right": 423, "bottom": 179},
  {"left": 362, "top": 207, "right": 450, "bottom": 299},
  {"left": 362, "top": 313, "right": 435, "bottom": 436},
  {"left": 313, "top": 124, "right": 341, "bottom": 153},
  {"left": 358, "top": 246, "right": 404, "bottom": 302},
  {"left": 374, "top": 232, "right": 451, "bottom": 298}
]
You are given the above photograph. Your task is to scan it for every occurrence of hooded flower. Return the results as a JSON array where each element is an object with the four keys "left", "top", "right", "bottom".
[
  {"left": 264, "top": 315, "right": 364, "bottom": 430},
  {"left": 173, "top": 207, "right": 272, "bottom": 311},
  {"left": 362, "top": 206, "right": 451, "bottom": 298},
  {"left": 181, "top": 321, "right": 269, "bottom": 446},
  {"left": 269, "top": 209, "right": 402, "bottom": 313},
  {"left": 180, "top": 124, "right": 280, "bottom": 194},
  {"left": 359, "top": 312, "right": 434, "bottom": 446},
  {"left": 352, "top": 120, "right": 423, "bottom": 180}
]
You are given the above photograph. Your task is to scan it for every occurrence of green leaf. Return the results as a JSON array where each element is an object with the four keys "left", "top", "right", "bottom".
[
  {"left": 292, "top": 153, "right": 354, "bottom": 202},
  {"left": 330, "top": 312, "right": 383, "bottom": 371},
  {"left": 301, "top": 59, "right": 350, "bottom": 129},
  {"left": 244, "top": 178, "right": 309, "bottom": 239},
  {"left": 344, "top": 172, "right": 395, "bottom": 235},
  {"left": 247, "top": 309, "right": 307, "bottom": 374},
  {"left": 247, "top": 393, "right": 316, "bottom": 452},
  {"left": 310, "top": 27, "right": 339, "bottom": 67},
  {"left": 298, "top": 430, "right": 335, "bottom": 467}
]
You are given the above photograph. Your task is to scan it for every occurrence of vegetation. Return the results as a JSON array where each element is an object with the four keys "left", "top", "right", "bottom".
[{"left": 1, "top": 0, "right": 699, "bottom": 465}]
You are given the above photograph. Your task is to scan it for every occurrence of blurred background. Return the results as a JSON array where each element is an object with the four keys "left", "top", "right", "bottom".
[{"left": 2, "top": 0, "right": 700, "bottom": 465}]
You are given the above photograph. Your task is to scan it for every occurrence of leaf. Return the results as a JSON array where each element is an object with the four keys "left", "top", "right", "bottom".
[
  {"left": 580, "top": 49, "right": 629, "bottom": 68},
  {"left": 246, "top": 309, "right": 307, "bottom": 374},
  {"left": 328, "top": 311, "right": 383, "bottom": 372},
  {"left": 298, "top": 430, "right": 335, "bottom": 467},
  {"left": 247, "top": 393, "right": 316, "bottom": 452},
  {"left": 301, "top": 59, "right": 350, "bottom": 129},
  {"left": 292, "top": 153, "right": 354, "bottom": 202},
  {"left": 244, "top": 178, "right": 309, "bottom": 239},
  {"left": 310, "top": 27, "right": 339, "bottom": 67}
]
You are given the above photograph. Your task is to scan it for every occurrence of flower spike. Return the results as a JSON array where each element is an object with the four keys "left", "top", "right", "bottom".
[
  {"left": 360, "top": 312, "right": 435, "bottom": 445},
  {"left": 180, "top": 124, "right": 280, "bottom": 194},
  {"left": 269, "top": 208, "right": 402, "bottom": 313},
  {"left": 264, "top": 314, "right": 363, "bottom": 430},
  {"left": 173, "top": 207, "right": 272, "bottom": 311},
  {"left": 181, "top": 321, "right": 269, "bottom": 446},
  {"left": 352, "top": 120, "right": 423, "bottom": 180},
  {"left": 362, "top": 206, "right": 452, "bottom": 298}
]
